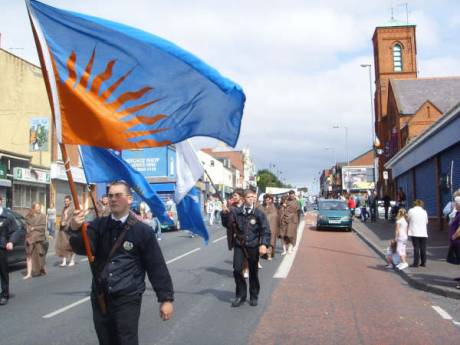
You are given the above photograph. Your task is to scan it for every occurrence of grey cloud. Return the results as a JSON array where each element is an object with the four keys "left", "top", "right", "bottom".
[{"left": 2, "top": 0, "right": 460, "bottom": 190}]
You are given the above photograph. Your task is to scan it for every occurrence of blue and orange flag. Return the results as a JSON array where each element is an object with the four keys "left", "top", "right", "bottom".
[
  {"left": 79, "top": 145, "right": 170, "bottom": 224},
  {"left": 26, "top": 0, "right": 245, "bottom": 150}
]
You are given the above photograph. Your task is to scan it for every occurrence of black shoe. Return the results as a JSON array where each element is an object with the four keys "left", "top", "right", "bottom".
[
  {"left": 410, "top": 264, "right": 419, "bottom": 268},
  {"left": 231, "top": 297, "right": 246, "bottom": 308},
  {"left": 0, "top": 297, "right": 8, "bottom": 305},
  {"left": 249, "top": 298, "right": 258, "bottom": 307},
  {"left": 420, "top": 264, "right": 426, "bottom": 267}
]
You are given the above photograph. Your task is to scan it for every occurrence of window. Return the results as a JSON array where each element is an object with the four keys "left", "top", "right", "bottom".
[
  {"left": 210, "top": 160, "right": 214, "bottom": 167},
  {"left": 393, "top": 43, "right": 402, "bottom": 72}
]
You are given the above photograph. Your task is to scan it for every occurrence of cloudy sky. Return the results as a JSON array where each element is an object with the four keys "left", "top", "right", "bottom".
[{"left": 2, "top": 0, "right": 460, "bottom": 191}]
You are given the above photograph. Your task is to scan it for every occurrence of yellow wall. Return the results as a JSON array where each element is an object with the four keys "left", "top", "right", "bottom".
[{"left": 0, "top": 49, "right": 52, "bottom": 167}]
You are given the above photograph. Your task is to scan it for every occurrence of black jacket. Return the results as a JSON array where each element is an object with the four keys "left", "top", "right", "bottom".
[
  {"left": 0, "top": 209, "right": 21, "bottom": 249},
  {"left": 70, "top": 214, "right": 174, "bottom": 303},
  {"left": 222, "top": 205, "right": 271, "bottom": 248}
]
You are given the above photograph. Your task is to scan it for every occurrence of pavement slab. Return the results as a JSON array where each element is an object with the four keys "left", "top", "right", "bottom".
[
  {"left": 250, "top": 213, "right": 460, "bottom": 345},
  {"left": 353, "top": 219, "right": 460, "bottom": 299}
]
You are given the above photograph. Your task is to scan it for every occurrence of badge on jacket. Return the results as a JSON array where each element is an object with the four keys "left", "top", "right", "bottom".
[
  {"left": 123, "top": 241, "right": 134, "bottom": 251},
  {"left": 249, "top": 216, "right": 257, "bottom": 225}
]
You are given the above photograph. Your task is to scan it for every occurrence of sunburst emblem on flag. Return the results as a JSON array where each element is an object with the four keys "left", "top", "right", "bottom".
[{"left": 51, "top": 48, "right": 173, "bottom": 148}]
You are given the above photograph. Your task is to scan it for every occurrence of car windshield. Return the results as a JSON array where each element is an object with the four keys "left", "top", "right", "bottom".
[{"left": 319, "top": 201, "right": 348, "bottom": 211}]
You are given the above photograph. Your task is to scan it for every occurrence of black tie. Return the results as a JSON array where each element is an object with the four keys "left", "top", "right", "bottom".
[
  {"left": 245, "top": 207, "right": 250, "bottom": 214},
  {"left": 109, "top": 218, "right": 123, "bottom": 229}
]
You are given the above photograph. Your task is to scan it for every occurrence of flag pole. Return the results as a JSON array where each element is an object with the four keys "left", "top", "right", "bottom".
[
  {"left": 204, "top": 169, "right": 225, "bottom": 203},
  {"left": 27, "top": 6, "right": 95, "bottom": 265},
  {"left": 27, "top": 5, "right": 106, "bottom": 313},
  {"left": 88, "top": 184, "right": 100, "bottom": 218},
  {"left": 59, "top": 144, "right": 94, "bottom": 263}
]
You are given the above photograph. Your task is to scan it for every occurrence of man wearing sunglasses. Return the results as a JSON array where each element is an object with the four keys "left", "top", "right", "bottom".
[{"left": 69, "top": 181, "right": 174, "bottom": 345}]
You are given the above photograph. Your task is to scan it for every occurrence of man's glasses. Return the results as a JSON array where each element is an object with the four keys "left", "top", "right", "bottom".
[{"left": 108, "top": 193, "right": 130, "bottom": 199}]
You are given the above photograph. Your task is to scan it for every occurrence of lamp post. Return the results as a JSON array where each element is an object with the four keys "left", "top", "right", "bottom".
[
  {"left": 361, "top": 63, "right": 377, "bottom": 190},
  {"left": 360, "top": 64, "right": 376, "bottom": 145},
  {"left": 332, "top": 125, "right": 349, "bottom": 166},
  {"left": 324, "top": 147, "right": 336, "bottom": 166}
]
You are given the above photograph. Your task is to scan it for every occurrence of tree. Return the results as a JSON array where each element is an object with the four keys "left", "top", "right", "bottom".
[{"left": 256, "top": 169, "right": 291, "bottom": 192}]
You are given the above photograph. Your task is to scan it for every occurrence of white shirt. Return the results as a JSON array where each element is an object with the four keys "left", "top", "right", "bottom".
[
  {"left": 111, "top": 213, "right": 129, "bottom": 224},
  {"left": 407, "top": 206, "right": 428, "bottom": 237},
  {"left": 0, "top": 207, "right": 3, "bottom": 216},
  {"left": 396, "top": 218, "right": 408, "bottom": 241}
]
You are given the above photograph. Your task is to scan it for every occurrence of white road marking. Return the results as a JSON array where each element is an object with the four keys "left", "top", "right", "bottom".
[
  {"left": 273, "top": 220, "right": 305, "bottom": 279},
  {"left": 81, "top": 258, "right": 88, "bottom": 262},
  {"left": 43, "top": 247, "right": 202, "bottom": 319},
  {"left": 432, "top": 305, "right": 453, "bottom": 320},
  {"left": 212, "top": 235, "right": 227, "bottom": 243},
  {"left": 42, "top": 297, "right": 90, "bottom": 319},
  {"left": 166, "top": 247, "right": 201, "bottom": 264}
]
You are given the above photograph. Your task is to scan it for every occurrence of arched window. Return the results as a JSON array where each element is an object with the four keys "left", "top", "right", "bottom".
[{"left": 393, "top": 43, "right": 402, "bottom": 72}]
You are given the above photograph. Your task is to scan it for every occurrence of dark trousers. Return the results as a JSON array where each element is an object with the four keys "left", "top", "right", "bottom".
[
  {"left": 0, "top": 250, "right": 9, "bottom": 298},
  {"left": 370, "top": 206, "right": 377, "bottom": 222},
  {"left": 91, "top": 293, "right": 142, "bottom": 345},
  {"left": 360, "top": 207, "right": 368, "bottom": 221},
  {"left": 233, "top": 246, "right": 260, "bottom": 300},
  {"left": 384, "top": 206, "right": 389, "bottom": 220},
  {"left": 411, "top": 237, "right": 427, "bottom": 266}
]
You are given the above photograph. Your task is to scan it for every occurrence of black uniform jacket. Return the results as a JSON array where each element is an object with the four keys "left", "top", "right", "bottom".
[
  {"left": 0, "top": 209, "right": 21, "bottom": 249},
  {"left": 70, "top": 214, "right": 174, "bottom": 303},
  {"left": 222, "top": 205, "right": 271, "bottom": 248}
]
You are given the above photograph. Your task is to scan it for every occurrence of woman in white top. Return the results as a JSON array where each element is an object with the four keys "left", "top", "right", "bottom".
[
  {"left": 407, "top": 199, "right": 429, "bottom": 267},
  {"left": 395, "top": 208, "right": 409, "bottom": 270}
]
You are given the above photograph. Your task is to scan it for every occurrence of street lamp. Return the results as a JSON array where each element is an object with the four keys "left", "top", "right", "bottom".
[
  {"left": 361, "top": 63, "right": 377, "bottom": 189},
  {"left": 332, "top": 125, "right": 349, "bottom": 166},
  {"left": 360, "top": 64, "right": 376, "bottom": 146},
  {"left": 324, "top": 147, "right": 336, "bottom": 166}
]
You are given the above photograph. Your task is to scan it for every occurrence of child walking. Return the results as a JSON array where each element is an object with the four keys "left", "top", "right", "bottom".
[
  {"left": 385, "top": 240, "right": 401, "bottom": 269},
  {"left": 395, "top": 208, "right": 409, "bottom": 270}
]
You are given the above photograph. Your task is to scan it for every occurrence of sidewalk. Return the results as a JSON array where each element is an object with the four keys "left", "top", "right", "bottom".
[{"left": 353, "top": 217, "right": 460, "bottom": 299}]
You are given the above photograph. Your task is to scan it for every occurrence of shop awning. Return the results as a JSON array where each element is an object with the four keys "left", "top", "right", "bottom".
[
  {"left": 0, "top": 179, "right": 11, "bottom": 187},
  {"left": 151, "top": 183, "right": 176, "bottom": 192}
]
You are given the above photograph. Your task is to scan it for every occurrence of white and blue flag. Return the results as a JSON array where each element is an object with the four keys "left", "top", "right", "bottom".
[{"left": 174, "top": 141, "right": 209, "bottom": 244}]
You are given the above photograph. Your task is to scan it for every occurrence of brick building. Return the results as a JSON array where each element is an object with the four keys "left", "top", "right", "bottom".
[{"left": 371, "top": 20, "right": 460, "bottom": 197}]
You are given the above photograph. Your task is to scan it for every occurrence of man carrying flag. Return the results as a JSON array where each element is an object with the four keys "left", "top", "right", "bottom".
[
  {"left": 69, "top": 181, "right": 174, "bottom": 345},
  {"left": 26, "top": 0, "right": 244, "bottom": 341}
]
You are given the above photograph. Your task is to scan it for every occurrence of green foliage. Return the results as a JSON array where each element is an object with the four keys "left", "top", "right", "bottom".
[{"left": 256, "top": 169, "right": 291, "bottom": 192}]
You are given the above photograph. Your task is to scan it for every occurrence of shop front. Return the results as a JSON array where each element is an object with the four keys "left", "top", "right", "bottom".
[
  {"left": 0, "top": 163, "right": 11, "bottom": 203},
  {"left": 12, "top": 167, "right": 50, "bottom": 215},
  {"left": 122, "top": 146, "right": 177, "bottom": 204},
  {"left": 50, "top": 163, "right": 87, "bottom": 211}
]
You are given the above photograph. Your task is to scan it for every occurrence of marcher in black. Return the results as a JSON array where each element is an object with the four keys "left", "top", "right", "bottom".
[
  {"left": 0, "top": 196, "right": 21, "bottom": 305},
  {"left": 69, "top": 181, "right": 174, "bottom": 345},
  {"left": 222, "top": 189, "right": 271, "bottom": 307},
  {"left": 369, "top": 191, "right": 378, "bottom": 222},
  {"left": 383, "top": 194, "right": 391, "bottom": 220}
]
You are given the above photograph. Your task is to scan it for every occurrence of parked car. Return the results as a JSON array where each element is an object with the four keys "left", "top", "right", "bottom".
[
  {"left": 4, "top": 209, "right": 27, "bottom": 266},
  {"left": 316, "top": 199, "right": 352, "bottom": 231}
]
